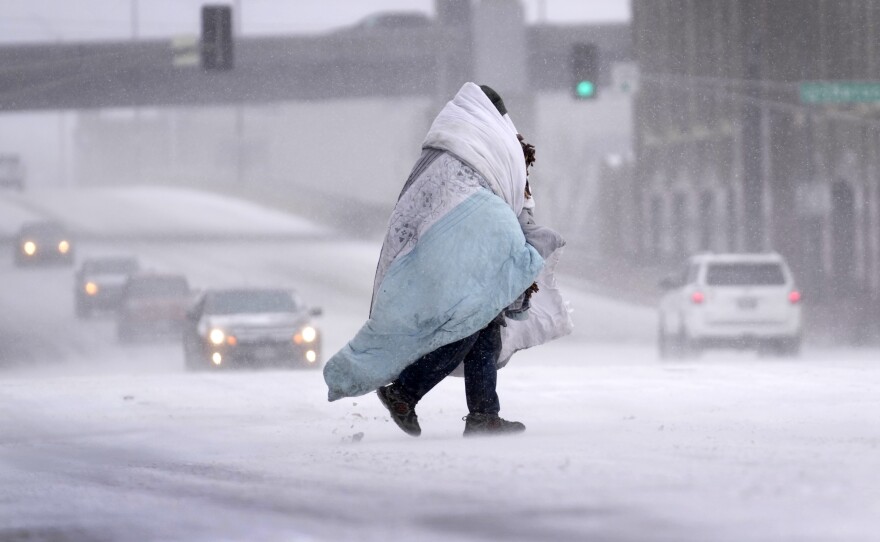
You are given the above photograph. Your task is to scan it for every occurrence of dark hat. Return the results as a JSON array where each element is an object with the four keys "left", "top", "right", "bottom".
[{"left": 479, "top": 84, "right": 507, "bottom": 116}]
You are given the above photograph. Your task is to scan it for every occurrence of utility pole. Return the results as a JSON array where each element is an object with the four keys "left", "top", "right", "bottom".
[
  {"left": 234, "top": 0, "right": 242, "bottom": 35},
  {"left": 58, "top": 112, "right": 67, "bottom": 187},
  {"left": 131, "top": 0, "right": 142, "bottom": 186},
  {"left": 234, "top": 1, "right": 245, "bottom": 184},
  {"left": 131, "top": 0, "right": 139, "bottom": 39},
  {"left": 741, "top": 0, "right": 765, "bottom": 252},
  {"left": 537, "top": 0, "right": 547, "bottom": 23}
]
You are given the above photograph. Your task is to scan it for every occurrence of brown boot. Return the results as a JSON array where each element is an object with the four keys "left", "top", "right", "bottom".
[
  {"left": 462, "top": 413, "right": 525, "bottom": 437},
  {"left": 377, "top": 385, "right": 421, "bottom": 437}
]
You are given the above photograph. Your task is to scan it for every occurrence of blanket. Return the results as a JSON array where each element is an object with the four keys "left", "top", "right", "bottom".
[
  {"left": 323, "top": 154, "right": 543, "bottom": 400},
  {"left": 324, "top": 83, "right": 543, "bottom": 401}
]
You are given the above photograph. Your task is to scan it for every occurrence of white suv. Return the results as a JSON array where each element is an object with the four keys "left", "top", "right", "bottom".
[{"left": 658, "top": 253, "right": 802, "bottom": 357}]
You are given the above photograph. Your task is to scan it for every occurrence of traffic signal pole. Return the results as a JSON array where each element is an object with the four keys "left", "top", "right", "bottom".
[{"left": 200, "top": 5, "right": 241, "bottom": 184}]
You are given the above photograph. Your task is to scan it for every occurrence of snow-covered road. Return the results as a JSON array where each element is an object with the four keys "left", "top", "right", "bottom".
[{"left": 2, "top": 188, "right": 879, "bottom": 541}]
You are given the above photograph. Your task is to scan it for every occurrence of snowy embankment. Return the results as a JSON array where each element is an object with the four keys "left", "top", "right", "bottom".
[{"left": 0, "top": 186, "right": 328, "bottom": 240}]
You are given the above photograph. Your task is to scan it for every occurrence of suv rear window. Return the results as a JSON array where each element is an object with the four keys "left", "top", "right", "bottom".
[{"left": 705, "top": 263, "right": 785, "bottom": 286}]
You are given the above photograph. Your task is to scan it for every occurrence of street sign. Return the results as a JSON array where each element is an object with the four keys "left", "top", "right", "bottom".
[
  {"left": 612, "top": 62, "right": 639, "bottom": 95},
  {"left": 800, "top": 81, "right": 880, "bottom": 104},
  {"left": 171, "top": 36, "right": 199, "bottom": 67}
]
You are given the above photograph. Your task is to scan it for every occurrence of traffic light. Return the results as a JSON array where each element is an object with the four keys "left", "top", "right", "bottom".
[
  {"left": 571, "top": 43, "right": 598, "bottom": 100},
  {"left": 201, "top": 5, "right": 233, "bottom": 70}
]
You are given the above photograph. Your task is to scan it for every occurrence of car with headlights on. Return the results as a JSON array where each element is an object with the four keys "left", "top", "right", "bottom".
[
  {"left": 658, "top": 252, "right": 802, "bottom": 358},
  {"left": 182, "top": 288, "right": 322, "bottom": 370},
  {"left": 74, "top": 256, "right": 141, "bottom": 317},
  {"left": 14, "top": 221, "right": 74, "bottom": 266},
  {"left": 117, "top": 273, "right": 191, "bottom": 342}
]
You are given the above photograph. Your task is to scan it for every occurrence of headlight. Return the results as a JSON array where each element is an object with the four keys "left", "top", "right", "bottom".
[
  {"left": 58, "top": 240, "right": 70, "bottom": 254},
  {"left": 209, "top": 328, "right": 225, "bottom": 345},
  {"left": 23, "top": 241, "right": 36, "bottom": 255},
  {"left": 301, "top": 326, "right": 317, "bottom": 343},
  {"left": 294, "top": 326, "right": 317, "bottom": 344},
  {"left": 85, "top": 282, "right": 99, "bottom": 295}
]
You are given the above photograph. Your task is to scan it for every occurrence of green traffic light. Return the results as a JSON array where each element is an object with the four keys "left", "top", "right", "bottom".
[{"left": 576, "top": 80, "right": 595, "bottom": 98}]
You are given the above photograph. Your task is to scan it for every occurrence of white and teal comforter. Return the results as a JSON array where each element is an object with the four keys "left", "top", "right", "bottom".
[
  {"left": 323, "top": 82, "right": 568, "bottom": 401},
  {"left": 323, "top": 153, "right": 543, "bottom": 400}
]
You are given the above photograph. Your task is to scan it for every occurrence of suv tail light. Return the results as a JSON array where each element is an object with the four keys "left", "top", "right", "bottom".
[
  {"left": 788, "top": 290, "right": 801, "bottom": 304},
  {"left": 691, "top": 291, "right": 705, "bottom": 304}
]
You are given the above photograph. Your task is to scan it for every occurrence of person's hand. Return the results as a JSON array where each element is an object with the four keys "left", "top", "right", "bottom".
[{"left": 517, "top": 134, "right": 536, "bottom": 173}]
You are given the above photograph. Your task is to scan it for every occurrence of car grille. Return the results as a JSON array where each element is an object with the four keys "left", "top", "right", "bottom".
[{"left": 232, "top": 327, "right": 294, "bottom": 344}]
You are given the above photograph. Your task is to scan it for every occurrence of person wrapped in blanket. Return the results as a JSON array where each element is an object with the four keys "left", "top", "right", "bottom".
[{"left": 322, "top": 83, "right": 571, "bottom": 437}]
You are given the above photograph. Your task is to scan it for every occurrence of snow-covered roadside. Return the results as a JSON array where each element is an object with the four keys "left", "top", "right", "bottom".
[
  {"left": 2, "top": 342, "right": 880, "bottom": 542},
  {"left": 0, "top": 186, "right": 329, "bottom": 239},
  {"left": 0, "top": 194, "right": 41, "bottom": 237}
]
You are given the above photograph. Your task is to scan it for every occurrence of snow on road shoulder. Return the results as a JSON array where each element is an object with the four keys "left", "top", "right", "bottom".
[
  {"left": 0, "top": 194, "right": 41, "bottom": 237},
  {"left": 557, "top": 274, "right": 655, "bottom": 343},
  {"left": 1, "top": 186, "right": 330, "bottom": 239}
]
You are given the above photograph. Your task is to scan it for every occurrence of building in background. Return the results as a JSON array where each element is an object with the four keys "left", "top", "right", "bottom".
[{"left": 630, "top": 0, "right": 880, "bottom": 343}]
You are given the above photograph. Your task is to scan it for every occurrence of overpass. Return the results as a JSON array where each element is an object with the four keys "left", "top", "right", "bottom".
[{"left": 0, "top": 23, "right": 631, "bottom": 111}]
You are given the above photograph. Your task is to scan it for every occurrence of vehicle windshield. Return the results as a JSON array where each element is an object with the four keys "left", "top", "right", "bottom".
[
  {"left": 87, "top": 259, "right": 139, "bottom": 274},
  {"left": 705, "top": 263, "right": 786, "bottom": 286},
  {"left": 23, "top": 222, "right": 65, "bottom": 236},
  {"left": 128, "top": 277, "right": 189, "bottom": 297},
  {"left": 204, "top": 290, "right": 300, "bottom": 315}
]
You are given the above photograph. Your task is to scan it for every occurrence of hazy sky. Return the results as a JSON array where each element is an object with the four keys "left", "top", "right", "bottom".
[{"left": 0, "top": 0, "right": 630, "bottom": 43}]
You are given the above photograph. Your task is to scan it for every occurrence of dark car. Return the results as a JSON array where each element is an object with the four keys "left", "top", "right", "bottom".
[
  {"left": 74, "top": 256, "right": 141, "bottom": 317},
  {"left": 117, "top": 273, "right": 191, "bottom": 342},
  {"left": 182, "top": 288, "right": 322, "bottom": 371},
  {"left": 14, "top": 221, "right": 74, "bottom": 266}
]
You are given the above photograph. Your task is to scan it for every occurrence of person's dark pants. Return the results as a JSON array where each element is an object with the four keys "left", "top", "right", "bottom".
[{"left": 393, "top": 321, "right": 502, "bottom": 415}]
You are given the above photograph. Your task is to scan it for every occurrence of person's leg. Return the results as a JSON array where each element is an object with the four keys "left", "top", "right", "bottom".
[
  {"left": 377, "top": 330, "right": 480, "bottom": 437},
  {"left": 462, "top": 321, "right": 501, "bottom": 415},
  {"left": 395, "top": 331, "right": 480, "bottom": 403},
  {"left": 461, "top": 320, "right": 526, "bottom": 436}
]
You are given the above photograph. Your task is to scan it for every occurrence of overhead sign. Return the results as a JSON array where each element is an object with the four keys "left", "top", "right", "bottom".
[
  {"left": 171, "top": 36, "right": 199, "bottom": 67},
  {"left": 800, "top": 81, "right": 880, "bottom": 104}
]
